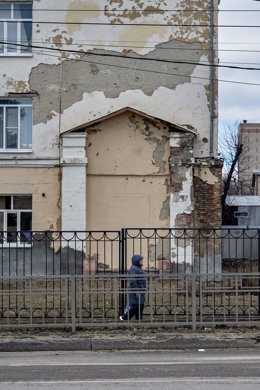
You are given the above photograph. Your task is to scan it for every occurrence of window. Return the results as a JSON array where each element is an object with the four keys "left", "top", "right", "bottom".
[
  {"left": 0, "top": 2, "right": 32, "bottom": 55},
  {"left": 0, "top": 195, "right": 32, "bottom": 243},
  {"left": 0, "top": 98, "right": 32, "bottom": 150}
]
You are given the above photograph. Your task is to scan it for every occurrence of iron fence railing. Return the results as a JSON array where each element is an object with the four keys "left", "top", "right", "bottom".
[
  {"left": 1, "top": 228, "right": 260, "bottom": 277},
  {"left": 1, "top": 273, "right": 260, "bottom": 331},
  {"left": 0, "top": 231, "right": 121, "bottom": 276}
]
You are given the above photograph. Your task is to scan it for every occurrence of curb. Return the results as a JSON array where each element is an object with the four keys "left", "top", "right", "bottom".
[{"left": 0, "top": 337, "right": 259, "bottom": 352}]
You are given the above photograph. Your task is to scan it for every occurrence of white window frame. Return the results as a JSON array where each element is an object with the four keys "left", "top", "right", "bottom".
[
  {"left": 0, "top": 99, "right": 32, "bottom": 152},
  {"left": 0, "top": 194, "right": 32, "bottom": 247},
  {"left": 0, "top": 2, "right": 32, "bottom": 56}
]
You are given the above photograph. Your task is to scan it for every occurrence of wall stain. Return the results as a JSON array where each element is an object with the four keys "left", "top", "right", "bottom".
[
  {"left": 172, "top": 0, "right": 211, "bottom": 42},
  {"left": 87, "top": 127, "right": 102, "bottom": 134},
  {"left": 128, "top": 114, "right": 141, "bottom": 131},
  {"left": 159, "top": 196, "right": 170, "bottom": 220},
  {"left": 147, "top": 135, "right": 168, "bottom": 173},
  {"left": 66, "top": 1, "right": 101, "bottom": 35},
  {"left": 105, "top": 4, "right": 165, "bottom": 22},
  {"left": 7, "top": 79, "right": 29, "bottom": 93},
  {"left": 90, "top": 64, "right": 100, "bottom": 74}
]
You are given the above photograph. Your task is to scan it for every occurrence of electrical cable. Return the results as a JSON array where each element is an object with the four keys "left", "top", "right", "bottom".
[
  {"left": 4, "top": 20, "right": 260, "bottom": 28},
  {"left": 4, "top": 43, "right": 260, "bottom": 88},
  {"left": 1, "top": 7, "right": 260, "bottom": 13},
  {"left": 5, "top": 39, "right": 260, "bottom": 54},
  {"left": 1, "top": 40, "right": 260, "bottom": 72}
]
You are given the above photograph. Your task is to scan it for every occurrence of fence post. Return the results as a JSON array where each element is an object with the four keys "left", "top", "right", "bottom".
[
  {"left": 120, "top": 228, "right": 126, "bottom": 275},
  {"left": 192, "top": 273, "right": 197, "bottom": 331},
  {"left": 258, "top": 230, "right": 260, "bottom": 315},
  {"left": 119, "top": 229, "right": 126, "bottom": 315},
  {"left": 71, "top": 275, "right": 76, "bottom": 332}
]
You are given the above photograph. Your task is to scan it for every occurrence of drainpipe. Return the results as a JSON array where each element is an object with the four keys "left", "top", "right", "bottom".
[{"left": 209, "top": 0, "right": 215, "bottom": 158}]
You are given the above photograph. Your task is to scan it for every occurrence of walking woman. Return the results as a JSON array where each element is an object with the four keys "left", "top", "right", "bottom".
[{"left": 120, "top": 254, "right": 146, "bottom": 321}]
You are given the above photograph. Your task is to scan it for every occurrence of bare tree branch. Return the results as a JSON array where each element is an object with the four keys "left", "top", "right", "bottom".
[{"left": 219, "top": 122, "right": 249, "bottom": 224}]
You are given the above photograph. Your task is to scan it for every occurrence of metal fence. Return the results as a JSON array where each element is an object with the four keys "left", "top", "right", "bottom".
[
  {"left": 0, "top": 231, "right": 121, "bottom": 276},
  {"left": 1, "top": 228, "right": 260, "bottom": 276},
  {"left": 1, "top": 228, "right": 260, "bottom": 330},
  {"left": 1, "top": 273, "right": 260, "bottom": 331}
]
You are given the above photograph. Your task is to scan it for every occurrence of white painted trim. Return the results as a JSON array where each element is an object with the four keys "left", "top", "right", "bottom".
[
  {"left": 61, "top": 132, "right": 87, "bottom": 236},
  {"left": 0, "top": 150, "right": 32, "bottom": 153},
  {"left": 0, "top": 54, "right": 33, "bottom": 57},
  {"left": 0, "top": 159, "right": 60, "bottom": 167}
]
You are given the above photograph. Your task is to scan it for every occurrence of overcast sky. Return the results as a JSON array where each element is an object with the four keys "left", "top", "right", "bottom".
[{"left": 219, "top": 0, "right": 260, "bottom": 126}]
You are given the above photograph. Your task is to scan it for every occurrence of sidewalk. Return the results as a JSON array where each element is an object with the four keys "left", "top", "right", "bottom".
[{"left": 1, "top": 326, "right": 260, "bottom": 352}]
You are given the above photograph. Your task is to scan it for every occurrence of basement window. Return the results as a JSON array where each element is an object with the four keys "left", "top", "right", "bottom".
[
  {"left": 0, "top": 98, "right": 32, "bottom": 151},
  {"left": 0, "top": 2, "right": 32, "bottom": 55},
  {"left": 0, "top": 194, "right": 32, "bottom": 244}
]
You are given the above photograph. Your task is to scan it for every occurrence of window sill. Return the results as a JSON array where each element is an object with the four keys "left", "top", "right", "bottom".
[
  {"left": 0, "top": 54, "right": 33, "bottom": 58},
  {"left": 0, "top": 150, "right": 32, "bottom": 154}
]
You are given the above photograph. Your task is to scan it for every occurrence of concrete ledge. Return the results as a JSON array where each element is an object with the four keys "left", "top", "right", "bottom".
[
  {"left": 91, "top": 337, "right": 259, "bottom": 351},
  {"left": 0, "top": 339, "right": 92, "bottom": 352},
  {"left": 0, "top": 336, "right": 259, "bottom": 352}
]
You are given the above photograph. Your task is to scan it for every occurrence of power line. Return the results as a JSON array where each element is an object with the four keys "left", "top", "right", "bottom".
[
  {"left": 1, "top": 7, "right": 260, "bottom": 12},
  {"left": 9, "top": 40, "right": 260, "bottom": 65},
  {"left": 221, "top": 61, "right": 260, "bottom": 66},
  {"left": 3, "top": 42, "right": 260, "bottom": 88},
  {"left": 2, "top": 41, "right": 260, "bottom": 72},
  {"left": 3, "top": 20, "right": 260, "bottom": 28},
  {"left": 8, "top": 39, "right": 260, "bottom": 54},
  {"left": 6, "top": 42, "right": 259, "bottom": 66}
]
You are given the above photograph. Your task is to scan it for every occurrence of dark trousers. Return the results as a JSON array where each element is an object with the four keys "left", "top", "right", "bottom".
[{"left": 122, "top": 303, "right": 144, "bottom": 321}]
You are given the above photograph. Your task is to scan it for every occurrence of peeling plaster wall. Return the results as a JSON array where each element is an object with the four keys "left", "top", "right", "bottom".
[
  {"left": 86, "top": 111, "right": 170, "bottom": 230},
  {"left": 0, "top": 0, "right": 218, "bottom": 161},
  {"left": 0, "top": 0, "right": 221, "bottom": 274},
  {"left": 169, "top": 133, "right": 194, "bottom": 266},
  {"left": 29, "top": 40, "right": 202, "bottom": 121}
]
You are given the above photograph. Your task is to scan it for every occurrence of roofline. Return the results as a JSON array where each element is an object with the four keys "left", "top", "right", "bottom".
[{"left": 63, "top": 107, "right": 197, "bottom": 136}]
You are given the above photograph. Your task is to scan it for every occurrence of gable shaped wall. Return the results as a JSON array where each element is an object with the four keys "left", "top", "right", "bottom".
[{"left": 86, "top": 111, "right": 170, "bottom": 230}]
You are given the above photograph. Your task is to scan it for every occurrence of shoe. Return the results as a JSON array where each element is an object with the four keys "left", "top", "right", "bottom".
[{"left": 119, "top": 316, "right": 124, "bottom": 321}]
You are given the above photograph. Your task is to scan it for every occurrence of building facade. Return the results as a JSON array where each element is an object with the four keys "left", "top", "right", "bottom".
[
  {"left": 238, "top": 121, "right": 260, "bottom": 194},
  {"left": 0, "top": 0, "right": 222, "bottom": 272}
]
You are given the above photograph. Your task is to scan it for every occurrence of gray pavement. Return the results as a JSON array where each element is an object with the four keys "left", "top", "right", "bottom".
[
  {"left": 1, "top": 326, "right": 260, "bottom": 352},
  {"left": 1, "top": 350, "right": 260, "bottom": 389},
  {"left": 2, "top": 379, "right": 260, "bottom": 390}
]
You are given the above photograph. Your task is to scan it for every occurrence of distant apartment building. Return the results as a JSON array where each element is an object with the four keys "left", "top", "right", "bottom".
[
  {"left": 238, "top": 121, "right": 260, "bottom": 194},
  {"left": 252, "top": 170, "right": 260, "bottom": 195}
]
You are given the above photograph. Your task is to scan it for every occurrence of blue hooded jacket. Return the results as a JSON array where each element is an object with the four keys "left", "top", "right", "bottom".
[{"left": 128, "top": 254, "right": 146, "bottom": 305}]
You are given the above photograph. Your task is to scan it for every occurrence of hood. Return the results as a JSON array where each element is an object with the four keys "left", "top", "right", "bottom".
[{"left": 131, "top": 254, "right": 144, "bottom": 267}]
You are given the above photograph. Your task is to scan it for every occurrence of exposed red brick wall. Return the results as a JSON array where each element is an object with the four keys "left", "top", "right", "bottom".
[
  {"left": 193, "top": 159, "right": 223, "bottom": 228},
  {"left": 170, "top": 132, "right": 223, "bottom": 230},
  {"left": 175, "top": 213, "right": 193, "bottom": 228}
]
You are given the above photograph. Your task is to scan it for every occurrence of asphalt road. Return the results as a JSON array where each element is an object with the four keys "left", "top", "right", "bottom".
[{"left": 0, "top": 349, "right": 260, "bottom": 389}]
